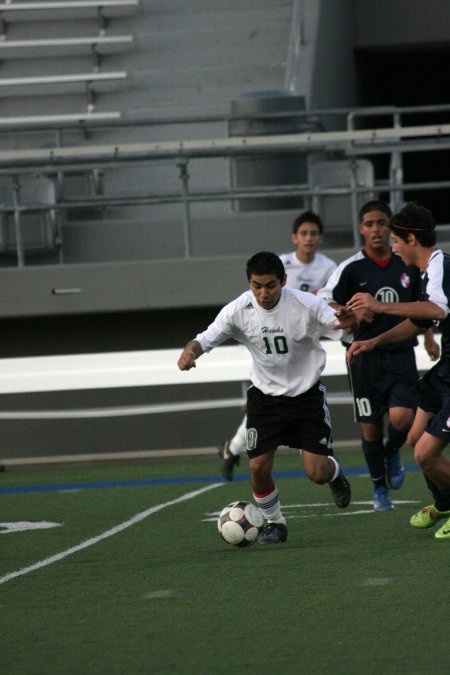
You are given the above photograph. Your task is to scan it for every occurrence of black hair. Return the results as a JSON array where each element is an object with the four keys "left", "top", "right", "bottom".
[
  {"left": 359, "top": 200, "right": 392, "bottom": 222},
  {"left": 391, "top": 202, "right": 436, "bottom": 247},
  {"left": 292, "top": 210, "right": 323, "bottom": 234},
  {"left": 246, "top": 251, "right": 285, "bottom": 282}
]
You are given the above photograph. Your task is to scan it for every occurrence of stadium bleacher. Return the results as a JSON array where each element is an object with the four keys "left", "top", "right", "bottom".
[{"left": 0, "top": 0, "right": 449, "bottom": 461}]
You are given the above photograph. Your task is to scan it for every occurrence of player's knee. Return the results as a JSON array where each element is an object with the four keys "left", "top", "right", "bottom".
[
  {"left": 305, "top": 466, "right": 328, "bottom": 485},
  {"left": 390, "top": 412, "right": 414, "bottom": 433},
  {"left": 414, "top": 446, "right": 434, "bottom": 473}
]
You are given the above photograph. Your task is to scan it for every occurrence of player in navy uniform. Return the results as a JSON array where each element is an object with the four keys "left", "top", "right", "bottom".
[
  {"left": 318, "top": 201, "right": 439, "bottom": 511},
  {"left": 347, "top": 203, "right": 450, "bottom": 539},
  {"left": 178, "top": 252, "right": 355, "bottom": 544},
  {"left": 219, "top": 211, "right": 337, "bottom": 480}
]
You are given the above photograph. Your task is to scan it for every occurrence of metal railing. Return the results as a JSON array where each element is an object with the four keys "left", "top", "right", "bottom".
[{"left": 0, "top": 103, "right": 450, "bottom": 266}]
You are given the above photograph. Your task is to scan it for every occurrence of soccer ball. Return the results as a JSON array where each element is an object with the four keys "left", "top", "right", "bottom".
[{"left": 217, "top": 500, "right": 264, "bottom": 547}]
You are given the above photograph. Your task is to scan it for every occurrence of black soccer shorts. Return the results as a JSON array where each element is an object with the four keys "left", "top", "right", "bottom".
[
  {"left": 245, "top": 383, "right": 333, "bottom": 458},
  {"left": 348, "top": 348, "right": 418, "bottom": 423},
  {"left": 416, "top": 358, "right": 450, "bottom": 443}
]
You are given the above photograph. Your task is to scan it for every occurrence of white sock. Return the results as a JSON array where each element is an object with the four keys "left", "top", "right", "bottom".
[
  {"left": 253, "top": 484, "right": 286, "bottom": 525},
  {"left": 229, "top": 415, "right": 247, "bottom": 455},
  {"left": 328, "top": 456, "right": 340, "bottom": 482}
]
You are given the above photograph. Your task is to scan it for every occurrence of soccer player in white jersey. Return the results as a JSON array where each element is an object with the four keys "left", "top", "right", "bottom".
[
  {"left": 177, "top": 251, "right": 355, "bottom": 544},
  {"left": 280, "top": 210, "right": 337, "bottom": 293},
  {"left": 219, "top": 211, "right": 337, "bottom": 480}
]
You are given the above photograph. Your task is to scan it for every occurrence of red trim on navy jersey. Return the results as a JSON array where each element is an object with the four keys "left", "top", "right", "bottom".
[{"left": 364, "top": 250, "right": 391, "bottom": 267}]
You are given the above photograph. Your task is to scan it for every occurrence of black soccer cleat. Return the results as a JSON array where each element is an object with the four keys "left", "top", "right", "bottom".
[
  {"left": 218, "top": 440, "right": 240, "bottom": 481},
  {"left": 329, "top": 471, "right": 351, "bottom": 508},
  {"left": 257, "top": 522, "right": 288, "bottom": 544}
]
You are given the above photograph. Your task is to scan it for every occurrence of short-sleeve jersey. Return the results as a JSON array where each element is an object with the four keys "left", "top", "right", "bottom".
[
  {"left": 415, "top": 249, "right": 450, "bottom": 357},
  {"left": 279, "top": 251, "right": 337, "bottom": 293},
  {"left": 317, "top": 250, "right": 421, "bottom": 352},
  {"left": 195, "top": 287, "right": 342, "bottom": 397}
]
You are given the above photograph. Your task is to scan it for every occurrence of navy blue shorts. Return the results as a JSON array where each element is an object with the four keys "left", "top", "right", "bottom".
[
  {"left": 245, "top": 383, "right": 333, "bottom": 458},
  {"left": 348, "top": 348, "right": 418, "bottom": 422},
  {"left": 416, "top": 358, "right": 450, "bottom": 443}
]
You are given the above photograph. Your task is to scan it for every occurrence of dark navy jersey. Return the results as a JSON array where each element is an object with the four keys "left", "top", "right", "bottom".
[
  {"left": 413, "top": 249, "right": 450, "bottom": 358},
  {"left": 318, "top": 250, "right": 421, "bottom": 352}
]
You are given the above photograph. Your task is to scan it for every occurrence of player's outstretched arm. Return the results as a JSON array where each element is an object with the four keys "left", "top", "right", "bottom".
[
  {"left": 346, "top": 292, "right": 382, "bottom": 313},
  {"left": 333, "top": 307, "right": 360, "bottom": 332},
  {"left": 347, "top": 293, "right": 445, "bottom": 321},
  {"left": 177, "top": 340, "right": 204, "bottom": 370},
  {"left": 330, "top": 300, "right": 374, "bottom": 326},
  {"left": 347, "top": 319, "right": 421, "bottom": 363},
  {"left": 347, "top": 338, "right": 376, "bottom": 362},
  {"left": 423, "top": 328, "right": 440, "bottom": 362}
]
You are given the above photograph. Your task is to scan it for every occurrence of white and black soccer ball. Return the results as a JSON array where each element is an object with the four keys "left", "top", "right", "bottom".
[{"left": 217, "top": 500, "right": 264, "bottom": 547}]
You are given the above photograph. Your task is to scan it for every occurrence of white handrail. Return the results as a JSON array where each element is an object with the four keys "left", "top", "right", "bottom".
[
  {"left": 0, "top": 72, "right": 127, "bottom": 87},
  {"left": 0, "top": 1, "right": 139, "bottom": 10},
  {"left": 0, "top": 36, "right": 133, "bottom": 49},
  {"left": 0, "top": 112, "right": 121, "bottom": 126},
  {"left": 0, "top": 340, "right": 433, "bottom": 419},
  {"left": 0, "top": 122, "right": 449, "bottom": 168}
]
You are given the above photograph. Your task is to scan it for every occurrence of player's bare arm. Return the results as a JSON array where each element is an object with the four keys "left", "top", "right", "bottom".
[
  {"left": 346, "top": 293, "right": 445, "bottom": 321},
  {"left": 177, "top": 340, "right": 204, "bottom": 370},
  {"left": 333, "top": 306, "right": 360, "bottom": 332},
  {"left": 347, "top": 318, "right": 422, "bottom": 362},
  {"left": 423, "top": 328, "right": 440, "bottom": 361},
  {"left": 346, "top": 337, "right": 377, "bottom": 362},
  {"left": 328, "top": 299, "right": 374, "bottom": 325},
  {"left": 345, "top": 292, "right": 382, "bottom": 314}
]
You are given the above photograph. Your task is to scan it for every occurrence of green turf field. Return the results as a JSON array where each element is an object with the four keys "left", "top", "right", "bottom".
[{"left": 0, "top": 447, "right": 448, "bottom": 674}]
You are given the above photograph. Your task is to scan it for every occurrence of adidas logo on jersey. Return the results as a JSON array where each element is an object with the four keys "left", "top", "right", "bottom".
[
  {"left": 244, "top": 302, "right": 254, "bottom": 309},
  {"left": 319, "top": 437, "right": 328, "bottom": 445}
]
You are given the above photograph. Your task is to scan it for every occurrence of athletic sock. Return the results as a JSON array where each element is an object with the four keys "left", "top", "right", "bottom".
[
  {"left": 423, "top": 473, "right": 450, "bottom": 512},
  {"left": 384, "top": 424, "right": 407, "bottom": 456},
  {"left": 362, "top": 438, "right": 387, "bottom": 486},
  {"left": 229, "top": 416, "right": 247, "bottom": 455},
  {"left": 327, "top": 455, "right": 340, "bottom": 482},
  {"left": 253, "top": 484, "right": 286, "bottom": 525}
]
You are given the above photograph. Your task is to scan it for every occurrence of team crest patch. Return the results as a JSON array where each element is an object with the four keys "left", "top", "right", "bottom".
[
  {"left": 246, "top": 428, "right": 258, "bottom": 451},
  {"left": 400, "top": 273, "right": 411, "bottom": 288}
]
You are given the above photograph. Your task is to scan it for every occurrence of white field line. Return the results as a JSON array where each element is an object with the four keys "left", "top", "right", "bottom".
[
  {"left": 203, "top": 499, "right": 420, "bottom": 522},
  {"left": 0, "top": 482, "right": 224, "bottom": 586}
]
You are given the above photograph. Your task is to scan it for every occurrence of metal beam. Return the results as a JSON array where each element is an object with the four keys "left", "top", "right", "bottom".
[
  {"left": 0, "top": 36, "right": 133, "bottom": 49},
  {"left": 0, "top": 1, "right": 139, "bottom": 10},
  {"left": 0, "top": 72, "right": 127, "bottom": 87},
  {"left": 0, "top": 123, "right": 449, "bottom": 170}
]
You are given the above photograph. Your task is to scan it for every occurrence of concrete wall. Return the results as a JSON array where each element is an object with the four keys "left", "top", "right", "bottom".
[
  {"left": 353, "top": 0, "right": 450, "bottom": 49},
  {"left": 293, "top": 0, "right": 358, "bottom": 113}
]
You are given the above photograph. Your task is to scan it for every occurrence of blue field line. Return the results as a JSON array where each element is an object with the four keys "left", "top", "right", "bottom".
[{"left": 0, "top": 464, "right": 420, "bottom": 495}]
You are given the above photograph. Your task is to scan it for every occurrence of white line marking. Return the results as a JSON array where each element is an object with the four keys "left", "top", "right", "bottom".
[
  {"left": 144, "top": 590, "right": 180, "bottom": 599},
  {"left": 282, "top": 500, "right": 419, "bottom": 508},
  {"left": 288, "top": 509, "right": 375, "bottom": 518},
  {"left": 0, "top": 521, "right": 62, "bottom": 534},
  {"left": 203, "top": 499, "right": 420, "bottom": 520},
  {"left": 362, "top": 578, "right": 393, "bottom": 587},
  {"left": 0, "top": 482, "right": 224, "bottom": 586}
]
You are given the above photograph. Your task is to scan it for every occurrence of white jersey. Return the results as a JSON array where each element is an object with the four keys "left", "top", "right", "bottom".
[
  {"left": 279, "top": 251, "right": 337, "bottom": 293},
  {"left": 195, "top": 287, "right": 343, "bottom": 397}
]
